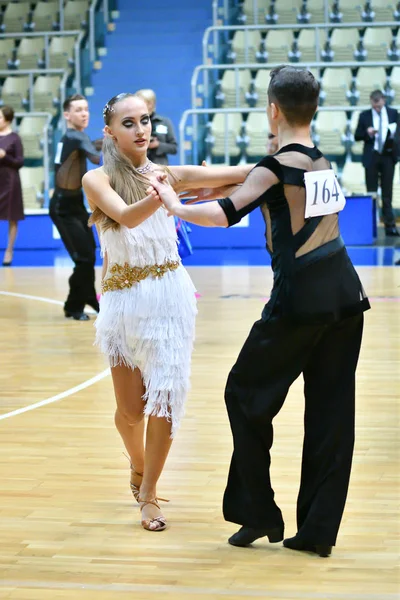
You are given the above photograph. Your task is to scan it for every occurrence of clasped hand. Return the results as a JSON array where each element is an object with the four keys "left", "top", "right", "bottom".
[{"left": 149, "top": 173, "right": 181, "bottom": 215}]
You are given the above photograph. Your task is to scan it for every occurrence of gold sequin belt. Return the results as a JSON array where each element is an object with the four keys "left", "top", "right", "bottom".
[{"left": 101, "top": 260, "right": 180, "bottom": 293}]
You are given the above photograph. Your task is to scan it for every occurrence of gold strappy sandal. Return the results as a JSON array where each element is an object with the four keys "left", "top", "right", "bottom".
[
  {"left": 124, "top": 454, "right": 169, "bottom": 505},
  {"left": 130, "top": 469, "right": 143, "bottom": 503},
  {"left": 138, "top": 497, "right": 167, "bottom": 532},
  {"left": 123, "top": 453, "right": 143, "bottom": 503}
]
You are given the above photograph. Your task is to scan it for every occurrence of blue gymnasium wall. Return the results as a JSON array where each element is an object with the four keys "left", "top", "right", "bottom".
[{"left": 86, "top": 0, "right": 213, "bottom": 160}]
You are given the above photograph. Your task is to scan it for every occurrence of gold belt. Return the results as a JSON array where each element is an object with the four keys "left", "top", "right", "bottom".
[{"left": 101, "top": 260, "right": 180, "bottom": 293}]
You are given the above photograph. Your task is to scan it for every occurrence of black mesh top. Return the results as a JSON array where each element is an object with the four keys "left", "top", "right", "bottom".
[
  {"left": 218, "top": 144, "right": 370, "bottom": 324},
  {"left": 54, "top": 129, "right": 102, "bottom": 192}
]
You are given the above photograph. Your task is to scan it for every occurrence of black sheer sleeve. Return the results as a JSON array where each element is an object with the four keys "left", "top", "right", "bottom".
[
  {"left": 74, "top": 130, "right": 102, "bottom": 164},
  {"left": 217, "top": 157, "right": 281, "bottom": 226}
]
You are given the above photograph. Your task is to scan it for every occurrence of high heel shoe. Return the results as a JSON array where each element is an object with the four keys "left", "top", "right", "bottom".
[
  {"left": 123, "top": 453, "right": 143, "bottom": 502},
  {"left": 283, "top": 536, "right": 332, "bottom": 557},
  {"left": 124, "top": 455, "right": 168, "bottom": 505},
  {"left": 228, "top": 525, "right": 284, "bottom": 547},
  {"left": 3, "top": 252, "right": 12, "bottom": 266},
  {"left": 138, "top": 497, "right": 167, "bottom": 532}
]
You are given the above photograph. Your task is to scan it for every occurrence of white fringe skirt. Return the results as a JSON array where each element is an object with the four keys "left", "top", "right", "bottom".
[{"left": 94, "top": 265, "right": 197, "bottom": 437}]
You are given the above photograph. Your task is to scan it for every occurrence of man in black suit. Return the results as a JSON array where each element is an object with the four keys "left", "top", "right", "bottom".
[{"left": 355, "top": 90, "right": 399, "bottom": 237}]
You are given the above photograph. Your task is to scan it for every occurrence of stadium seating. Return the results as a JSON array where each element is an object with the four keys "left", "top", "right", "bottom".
[
  {"left": 237, "top": 0, "right": 399, "bottom": 25},
  {"left": 18, "top": 114, "right": 48, "bottom": 159},
  {"left": 32, "top": 1, "right": 59, "bottom": 32},
  {"left": 63, "top": 0, "right": 90, "bottom": 30},
  {"left": 16, "top": 37, "right": 45, "bottom": 69},
  {"left": 20, "top": 166, "right": 45, "bottom": 209},
  {"left": 206, "top": 112, "right": 242, "bottom": 159}
]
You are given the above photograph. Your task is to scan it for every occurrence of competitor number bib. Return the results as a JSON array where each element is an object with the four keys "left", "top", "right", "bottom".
[{"left": 304, "top": 169, "right": 346, "bottom": 219}]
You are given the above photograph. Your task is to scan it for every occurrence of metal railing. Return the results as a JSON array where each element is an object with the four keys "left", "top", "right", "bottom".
[
  {"left": 89, "top": 0, "right": 109, "bottom": 61},
  {"left": 15, "top": 111, "right": 53, "bottom": 203},
  {"left": 0, "top": 31, "right": 85, "bottom": 93},
  {"left": 203, "top": 21, "right": 400, "bottom": 65},
  {"left": 192, "top": 60, "right": 399, "bottom": 110},
  {"left": 179, "top": 105, "right": 400, "bottom": 165}
]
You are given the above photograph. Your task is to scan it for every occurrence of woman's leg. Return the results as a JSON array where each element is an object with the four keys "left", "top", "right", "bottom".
[
  {"left": 139, "top": 415, "right": 173, "bottom": 527},
  {"left": 111, "top": 364, "right": 179, "bottom": 528},
  {"left": 4, "top": 220, "right": 18, "bottom": 263},
  {"left": 111, "top": 365, "right": 146, "bottom": 484}
]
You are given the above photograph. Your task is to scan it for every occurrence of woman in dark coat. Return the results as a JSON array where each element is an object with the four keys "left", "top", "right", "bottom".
[{"left": 0, "top": 105, "right": 24, "bottom": 266}]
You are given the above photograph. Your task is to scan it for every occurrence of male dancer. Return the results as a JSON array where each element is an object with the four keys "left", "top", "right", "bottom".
[
  {"left": 154, "top": 66, "right": 370, "bottom": 557},
  {"left": 50, "top": 94, "right": 102, "bottom": 320}
]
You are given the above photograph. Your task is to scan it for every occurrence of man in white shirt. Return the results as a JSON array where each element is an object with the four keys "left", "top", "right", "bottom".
[{"left": 355, "top": 90, "right": 399, "bottom": 237}]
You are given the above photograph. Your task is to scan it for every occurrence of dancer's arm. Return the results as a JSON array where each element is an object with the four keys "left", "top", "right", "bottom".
[
  {"left": 73, "top": 130, "right": 103, "bottom": 164},
  {"left": 179, "top": 183, "right": 241, "bottom": 204},
  {"left": 168, "top": 164, "right": 253, "bottom": 193},
  {"left": 83, "top": 169, "right": 161, "bottom": 228},
  {"left": 154, "top": 163, "right": 278, "bottom": 227}
]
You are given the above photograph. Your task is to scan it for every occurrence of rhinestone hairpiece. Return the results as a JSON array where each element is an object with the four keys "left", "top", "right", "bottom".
[{"left": 103, "top": 103, "right": 114, "bottom": 120}]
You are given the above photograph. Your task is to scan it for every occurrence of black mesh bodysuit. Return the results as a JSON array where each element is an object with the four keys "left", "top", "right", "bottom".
[
  {"left": 219, "top": 144, "right": 369, "bottom": 548},
  {"left": 218, "top": 143, "right": 370, "bottom": 323},
  {"left": 54, "top": 129, "right": 102, "bottom": 193},
  {"left": 49, "top": 129, "right": 102, "bottom": 317}
]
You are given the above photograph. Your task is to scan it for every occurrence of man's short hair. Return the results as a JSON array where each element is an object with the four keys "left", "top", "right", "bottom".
[
  {"left": 370, "top": 89, "right": 385, "bottom": 102},
  {"left": 0, "top": 105, "right": 14, "bottom": 123},
  {"left": 268, "top": 66, "right": 320, "bottom": 126},
  {"left": 63, "top": 94, "right": 87, "bottom": 111}
]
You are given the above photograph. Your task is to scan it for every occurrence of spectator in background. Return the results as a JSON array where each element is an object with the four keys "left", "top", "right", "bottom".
[
  {"left": 136, "top": 89, "right": 178, "bottom": 165},
  {"left": 355, "top": 90, "right": 399, "bottom": 237},
  {"left": 0, "top": 105, "right": 24, "bottom": 266}
]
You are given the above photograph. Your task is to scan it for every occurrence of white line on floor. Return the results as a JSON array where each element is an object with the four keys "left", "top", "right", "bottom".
[{"left": 0, "top": 290, "right": 109, "bottom": 421}]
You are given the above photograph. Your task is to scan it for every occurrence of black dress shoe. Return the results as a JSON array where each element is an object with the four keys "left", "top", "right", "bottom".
[
  {"left": 385, "top": 226, "right": 400, "bottom": 237},
  {"left": 64, "top": 311, "right": 90, "bottom": 321},
  {"left": 283, "top": 536, "right": 332, "bottom": 557},
  {"left": 228, "top": 525, "right": 284, "bottom": 547}
]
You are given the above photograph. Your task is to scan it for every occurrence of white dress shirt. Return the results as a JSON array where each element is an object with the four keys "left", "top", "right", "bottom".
[{"left": 372, "top": 106, "right": 396, "bottom": 153}]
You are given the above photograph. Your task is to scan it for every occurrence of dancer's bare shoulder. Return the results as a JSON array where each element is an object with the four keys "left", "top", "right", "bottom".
[
  {"left": 83, "top": 166, "right": 108, "bottom": 184},
  {"left": 82, "top": 167, "right": 111, "bottom": 195}
]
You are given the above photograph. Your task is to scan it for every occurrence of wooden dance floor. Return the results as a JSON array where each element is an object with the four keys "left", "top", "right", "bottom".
[{"left": 0, "top": 265, "right": 399, "bottom": 600}]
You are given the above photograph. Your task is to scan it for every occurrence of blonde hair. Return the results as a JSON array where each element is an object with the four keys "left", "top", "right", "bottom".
[
  {"left": 136, "top": 88, "right": 156, "bottom": 104},
  {"left": 89, "top": 92, "right": 169, "bottom": 232},
  {"left": 89, "top": 136, "right": 156, "bottom": 231}
]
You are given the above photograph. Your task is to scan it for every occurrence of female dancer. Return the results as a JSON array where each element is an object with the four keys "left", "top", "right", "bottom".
[{"left": 82, "top": 92, "right": 251, "bottom": 532}]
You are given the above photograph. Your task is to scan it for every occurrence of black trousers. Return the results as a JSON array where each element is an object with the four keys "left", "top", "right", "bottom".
[
  {"left": 365, "top": 152, "right": 396, "bottom": 227},
  {"left": 49, "top": 190, "right": 98, "bottom": 313},
  {"left": 223, "top": 311, "right": 364, "bottom": 546}
]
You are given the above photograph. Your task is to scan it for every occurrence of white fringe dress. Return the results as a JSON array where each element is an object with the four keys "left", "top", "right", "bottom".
[{"left": 95, "top": 206, "right": 197, "bottom": 437}]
